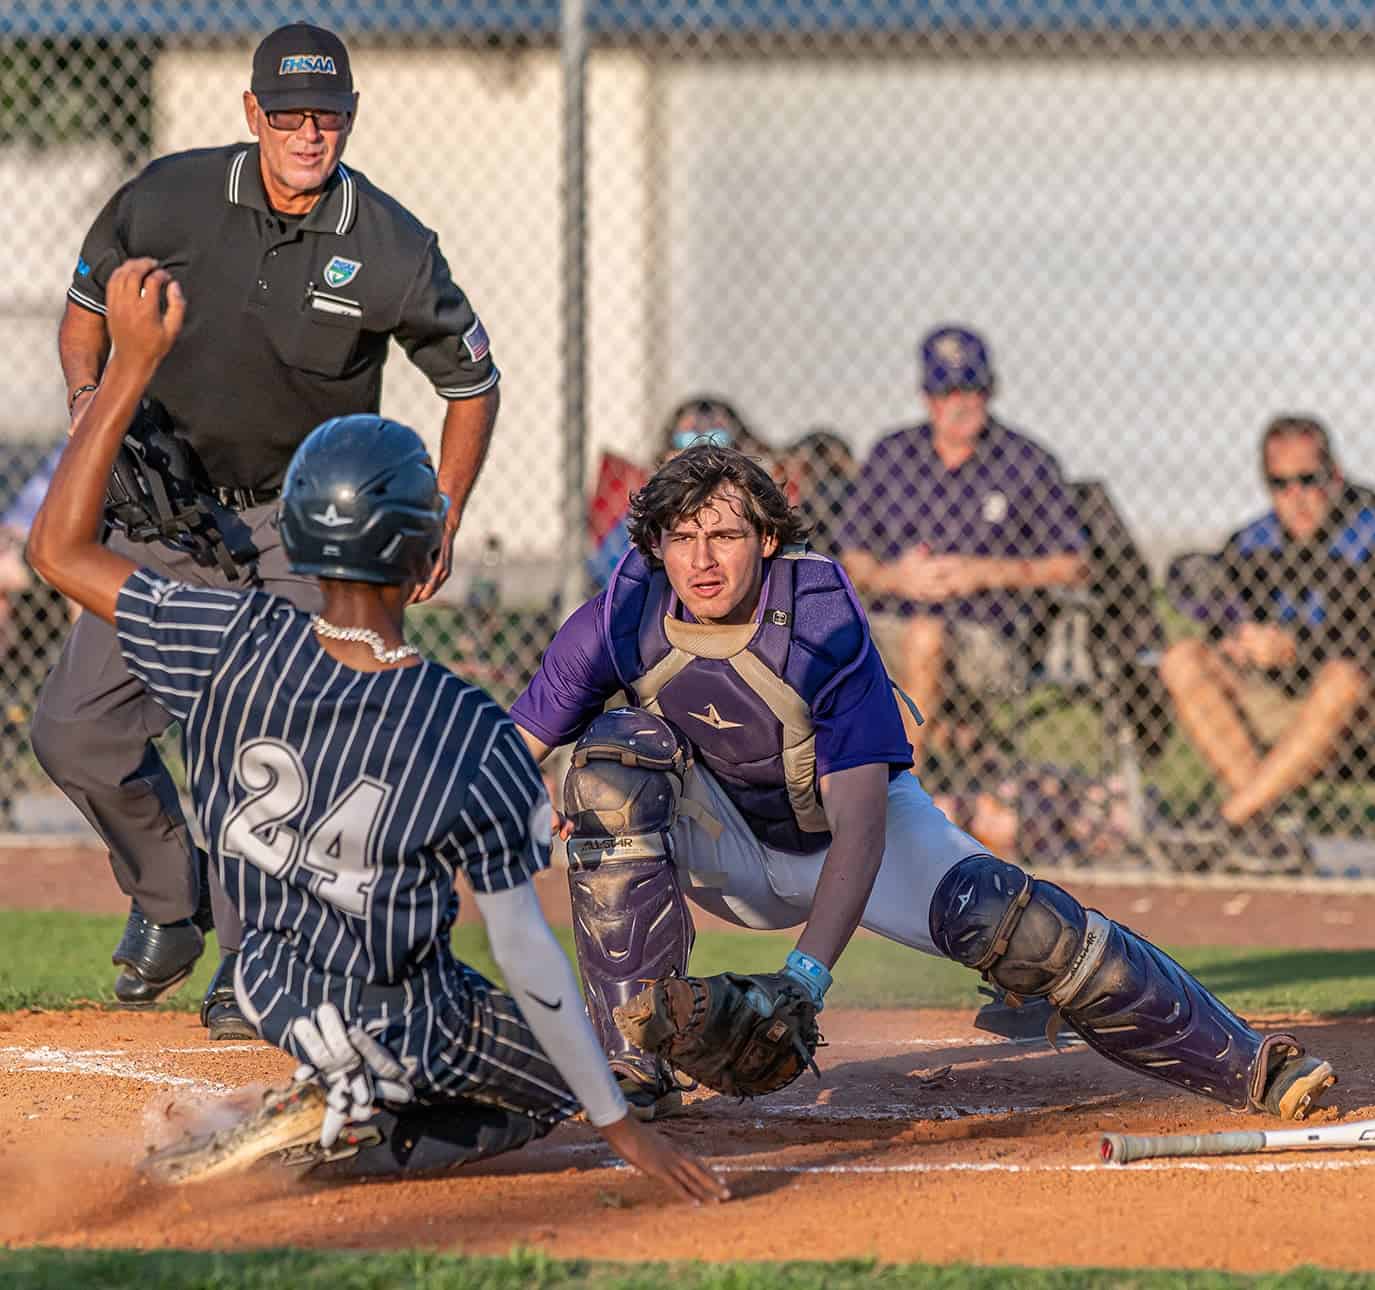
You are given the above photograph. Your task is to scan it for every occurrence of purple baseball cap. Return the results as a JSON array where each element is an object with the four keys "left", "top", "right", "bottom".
[{"left": 920, "top": 325, "right": 995, "bottom": 395}]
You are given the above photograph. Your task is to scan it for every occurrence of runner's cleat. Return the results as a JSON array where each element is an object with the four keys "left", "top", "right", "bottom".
[{"left": 140, "top": 1082, "right": 326, "bottom": 1185}]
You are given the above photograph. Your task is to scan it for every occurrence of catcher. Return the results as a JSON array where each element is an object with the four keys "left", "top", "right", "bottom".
[
  {"left": 510, "top": 443, "right": 1338, "bottom": 1118},
  {"left": 26, "top": 258, "right": 727, "bottom": 1203}
]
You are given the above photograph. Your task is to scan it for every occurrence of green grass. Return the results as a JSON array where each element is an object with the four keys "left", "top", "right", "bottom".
[
  {"left": 3, "top": 909, "right": 1374, "bottom": 1017},
  {"left": 3, "top": 1250, "right": 1375, "bottom": 1290}
]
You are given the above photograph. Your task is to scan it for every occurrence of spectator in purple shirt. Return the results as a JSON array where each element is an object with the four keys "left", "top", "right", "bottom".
[
  {"left": 840, "top": 326, "right": 1087, "bottom": 764},
  {"left": 505, "top": 443, "right": 1336, "bottom": 1128}
]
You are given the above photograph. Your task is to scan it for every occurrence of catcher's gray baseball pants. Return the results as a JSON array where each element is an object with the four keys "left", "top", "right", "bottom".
[
  {"left": 670, "top": 763, "right": 981, "bottom": 953},
  {"left": 31, "top": 504, "right": 322, "bottom": 940}
]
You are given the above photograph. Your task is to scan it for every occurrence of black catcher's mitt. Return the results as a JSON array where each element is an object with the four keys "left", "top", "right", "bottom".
[
  {"left": 614, "top": 972, "right": 821, "bottom": 1098},
  {"left": 105, "top": 399, "right": 255, "bottom": 579}
]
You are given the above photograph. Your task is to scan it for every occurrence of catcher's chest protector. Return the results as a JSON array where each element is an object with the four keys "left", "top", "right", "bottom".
[{"left": 603, "top": 548, "right": 869, "bottom": 854}]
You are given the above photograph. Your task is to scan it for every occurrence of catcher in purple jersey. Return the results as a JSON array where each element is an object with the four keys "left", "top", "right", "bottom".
[
  {"left": 26, "top": 257, "right": 727, "bottom": 1202},
  {"left": 510, "top": 443, "right": 1337, "bottom": 1121}
]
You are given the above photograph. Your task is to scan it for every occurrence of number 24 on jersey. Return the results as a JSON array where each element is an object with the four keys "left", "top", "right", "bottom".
[{"left": 219, "top": 738, "right": 391, "bottom": 917}]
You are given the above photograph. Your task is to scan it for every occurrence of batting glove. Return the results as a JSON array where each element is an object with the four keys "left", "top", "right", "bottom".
[{"left": 289, "top": 1002, "right": 415, "bottom": 1148}]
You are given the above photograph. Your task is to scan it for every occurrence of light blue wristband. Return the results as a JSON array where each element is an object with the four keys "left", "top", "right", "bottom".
[{"left": 781, "top": 949, "right": 832, "bottom": 1011}]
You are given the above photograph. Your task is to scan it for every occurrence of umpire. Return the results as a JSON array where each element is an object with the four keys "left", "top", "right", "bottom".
[{"left": 37, "top": 23, "right": 501, "bottom": 1039}]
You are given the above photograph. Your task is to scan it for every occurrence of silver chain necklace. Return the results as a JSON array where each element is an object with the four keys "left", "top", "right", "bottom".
[{"left": 311, "top": 615, "right": 420, "bottom": 665}]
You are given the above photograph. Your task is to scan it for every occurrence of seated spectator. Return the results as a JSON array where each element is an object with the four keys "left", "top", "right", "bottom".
[
  {"left": 1160, "top": 416, "right": 1374, "bottom": 858},
  {"left": 587, "top": 396, "right": 760, "bottom": 588},
  {"left": 838, "top": 325, "right": 1087, "bottom": 765},
  {"left": 0, "top": 445, "right": 62, "bottom": 640},
  {"left": 782, "top": 428, "right": 856, "bottom": 557}
]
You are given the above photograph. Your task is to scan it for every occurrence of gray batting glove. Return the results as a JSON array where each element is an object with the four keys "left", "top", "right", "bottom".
[{"left": 289, "top": 1002, "right": 414, "bottom": 1148}]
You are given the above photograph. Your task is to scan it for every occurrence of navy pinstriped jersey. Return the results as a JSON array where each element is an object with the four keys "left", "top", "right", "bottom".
[{"left": 114, "top": 568, "right": 558, "bottom": 1087}]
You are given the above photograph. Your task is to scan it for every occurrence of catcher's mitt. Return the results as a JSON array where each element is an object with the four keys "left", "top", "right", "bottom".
[{"left": 614, "top": 972, "right": 822, "bottom": 1098}]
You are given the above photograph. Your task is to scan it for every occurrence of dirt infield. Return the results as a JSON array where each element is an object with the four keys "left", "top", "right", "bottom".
[{"left": 3, "top": 1006, "right": 1375, "bottom": 1271}]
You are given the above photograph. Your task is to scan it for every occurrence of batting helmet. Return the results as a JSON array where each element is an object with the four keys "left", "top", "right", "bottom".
[{"left": 280, "top": 414, "right": 448, "bottom": 586}]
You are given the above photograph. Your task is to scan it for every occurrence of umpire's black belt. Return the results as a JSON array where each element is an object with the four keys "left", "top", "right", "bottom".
[{"left": 211, "top": 484, "right": 281, "bottom": 510}]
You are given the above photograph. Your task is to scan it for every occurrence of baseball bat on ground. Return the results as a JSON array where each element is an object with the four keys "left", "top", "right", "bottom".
[{"left": 1101, "top": 1119, "right": 1375, "bottom": 1164}]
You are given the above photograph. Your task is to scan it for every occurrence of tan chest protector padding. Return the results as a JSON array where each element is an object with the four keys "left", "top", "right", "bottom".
[{"left": 632, "top": 610, "right": 829, "bottom": 837}]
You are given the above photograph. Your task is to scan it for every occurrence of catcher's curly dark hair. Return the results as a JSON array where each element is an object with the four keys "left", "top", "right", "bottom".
[{"left": 627, "top": 444, "right": 809, "bottom": 562}]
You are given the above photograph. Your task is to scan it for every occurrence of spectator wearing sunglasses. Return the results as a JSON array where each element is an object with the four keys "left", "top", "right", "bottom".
[
  {"left": 1161, "top": 416, "right": 1375, "bottom": 859},
  {"left": 588, "top": 397, "right": 764, "bottom": 587},
  {"left": 45, "top": 22, "right": 502, "bottom": 1039}
]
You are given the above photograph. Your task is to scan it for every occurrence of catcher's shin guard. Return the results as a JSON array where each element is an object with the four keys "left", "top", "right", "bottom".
[
  {"left": 564, "top": 710, "right": 696, "bottom": 1091},
  {"left": 929, "top": 856, "right": 1335, "bottom": 1119}
]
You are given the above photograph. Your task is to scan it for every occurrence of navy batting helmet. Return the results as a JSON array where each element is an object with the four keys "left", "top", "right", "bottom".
[{"left": 280, "top": 414, "right": 447, "bottom": 586}]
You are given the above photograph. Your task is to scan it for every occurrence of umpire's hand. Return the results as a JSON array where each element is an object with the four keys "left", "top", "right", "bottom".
[
  {"left": 106, "top": 258, "right": 186, "bottom": 368},
  {"left": 408, "top": 508, "right": 458, "bottom": 605}
]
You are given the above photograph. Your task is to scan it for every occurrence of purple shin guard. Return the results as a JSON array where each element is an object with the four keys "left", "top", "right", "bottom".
[
  {"left": 567, "top": 853, "right": 695, "bottom": 1083},
  {"left": 1049, "top": 916, "right": 1298, "bottom": 1110},
  {"left": 561, "top": 708, "right": 695, "bottom": 1087},
  {"left": 930, "top": 855, "right": 1316, "bottom": 1114}
]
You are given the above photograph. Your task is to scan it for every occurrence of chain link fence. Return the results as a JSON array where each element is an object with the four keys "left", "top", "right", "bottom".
[{"left": 2, "top": 2, "right": 1373, "bottom": 874}]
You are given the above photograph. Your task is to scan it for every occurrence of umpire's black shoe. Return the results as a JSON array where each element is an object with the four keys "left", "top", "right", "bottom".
[
  {"left": 112, "top": 902, "right": 205, "bottom": 1007},
  {"left": 200, "top": 950, "right": 257, "bottom": 1041}
]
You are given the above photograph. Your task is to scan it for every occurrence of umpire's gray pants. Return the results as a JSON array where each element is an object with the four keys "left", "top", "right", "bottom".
[{"left": 30, "top": 505, "right": 322, "bottom": 940}]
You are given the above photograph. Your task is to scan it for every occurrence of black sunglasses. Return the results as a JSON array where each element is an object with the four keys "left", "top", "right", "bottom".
[
  {"left": 265, "top": 108, "right": 350, "bottom": 132},
  {"left": 1266, "top": 469, "right": 1329, "bottom": 491}
]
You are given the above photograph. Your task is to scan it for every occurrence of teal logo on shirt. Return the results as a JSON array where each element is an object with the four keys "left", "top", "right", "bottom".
[{"left": 323, "top": 256, "right": 361, "bottom": 288}]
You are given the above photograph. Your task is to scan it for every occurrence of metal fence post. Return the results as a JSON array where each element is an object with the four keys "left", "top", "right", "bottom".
[{"left": 559, "top": 0, "right": 589, "bottom": 621}]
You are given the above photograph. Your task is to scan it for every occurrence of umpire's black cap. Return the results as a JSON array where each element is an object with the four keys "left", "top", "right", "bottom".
[{"left": 251, "top": 23, "right": 355, "bottom": 114}]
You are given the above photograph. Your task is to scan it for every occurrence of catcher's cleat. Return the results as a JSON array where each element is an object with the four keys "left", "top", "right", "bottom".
[
  {"left": 1261, "top": 1052, "right": 1337, "bottom": 1121},
  {"left": 140, "top": 1082, "right": 327, "bottom": 1186},
  {"left": 974, "top": 988, "right": 1083, "bottom": 1048},
  {"left": 112, "top": 902, "right": 204, "bottom": 1007},
  {"left": 612, "top": 1060, "right": 684, "bottom": 1122},
  {"left": 200, "top": 950, "right": 257, "bottom": 1041}
]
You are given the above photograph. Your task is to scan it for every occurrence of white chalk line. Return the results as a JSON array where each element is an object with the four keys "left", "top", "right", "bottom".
[
  {"left": 747, "top": 1102, "right": 1041, "bottom": 1122},
  {"left": 0, "top": 1043, "right": 264, "bottom": 1056},
  {"left": 563, "top": 1151, "right": 1375, "bottom": 1177},
  {"left": 0, "top": 1045, "right": 234, "bottom": 1095},
  {"left": 707, "top": 1158, "right": 1375, "bottom": 1176}
]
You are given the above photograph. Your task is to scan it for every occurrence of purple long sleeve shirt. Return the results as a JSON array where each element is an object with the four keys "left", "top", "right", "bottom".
[{"left": 511, "top": 594, "right": 912, "bottom": 785}]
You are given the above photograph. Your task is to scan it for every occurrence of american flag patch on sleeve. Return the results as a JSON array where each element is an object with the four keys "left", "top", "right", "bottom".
[{"left": 463, "top": 319, "right": 491, "bottom": 363}]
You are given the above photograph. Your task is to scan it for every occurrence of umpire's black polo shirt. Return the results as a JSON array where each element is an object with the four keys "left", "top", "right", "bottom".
[{"left": 68, "top": 144, "right": 498, "bottom": 490}]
